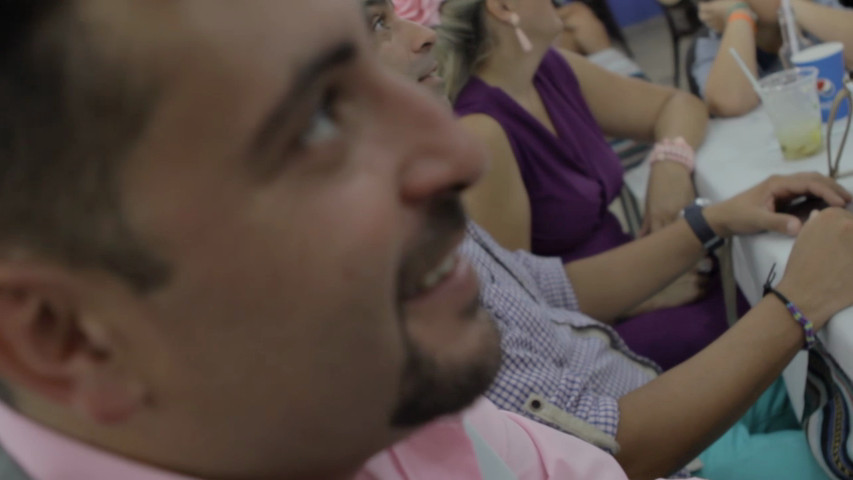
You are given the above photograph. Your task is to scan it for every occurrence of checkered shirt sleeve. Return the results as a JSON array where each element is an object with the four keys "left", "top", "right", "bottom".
[
  {"left": 510, "top": 249, "right": 580, "bottom": 312},
  {"left": 462, "top": 224, "right": 659, "bottom": 440}
]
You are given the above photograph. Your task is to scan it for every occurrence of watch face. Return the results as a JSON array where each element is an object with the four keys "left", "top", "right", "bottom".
[{"left": 695, "top": 198, "right": 712, "bottom": 208}]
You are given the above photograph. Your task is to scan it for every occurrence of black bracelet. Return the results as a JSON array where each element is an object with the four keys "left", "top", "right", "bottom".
[{"left": 763, "top": 264, "right": 816, "bottom": 350}]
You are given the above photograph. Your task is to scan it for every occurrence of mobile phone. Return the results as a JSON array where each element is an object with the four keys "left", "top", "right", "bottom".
[{"left": 777, "top": 195, "right": 830, "bottom": 222}]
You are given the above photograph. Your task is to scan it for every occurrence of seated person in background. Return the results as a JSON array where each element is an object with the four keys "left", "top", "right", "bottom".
[
  {"left": 0, "top": 1, "right": 700, "bottom": 480},
  {"left": 438, "top": 0, "right": 750, "bottom": 371},
  {"left": 395, "top": 0, "right": 645, "bottom": 78},
  {"left": 784, "top": 0, "right": 853, "bottom": 62},
  {"left": 552, "top": 0, "right": 652, "bottom": 169},
  {"left": 371, "top": 4, "right": 853, "bottom": 478},
  {"left": 552, "top": 0, "right": 646, "bottom": 79},
  {"left": 746, "top": 0, "right": 853, "bottom": 63},
  {"left": 394, "top": 0, "right": 651, "bottom": 168},
  {"left": 695, "top": 0, "right": 852, "bottom": 118}
]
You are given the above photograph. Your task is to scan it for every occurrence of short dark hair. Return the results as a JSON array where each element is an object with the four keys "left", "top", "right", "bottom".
[{"left": 0, "top": 1, "right": 170, "bottom": 292}]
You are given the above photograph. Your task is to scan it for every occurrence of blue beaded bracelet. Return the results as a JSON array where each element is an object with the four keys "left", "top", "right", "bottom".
[
  {"left": 763, "top": 264, "right": 816, "bottom": 350},
  {"left": 766, "top": 288, "right": 816, "bottom": 350}
]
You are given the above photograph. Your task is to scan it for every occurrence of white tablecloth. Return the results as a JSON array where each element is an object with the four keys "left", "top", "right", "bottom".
[{"left": 624, "top": 99, "right": 853, "bottom": 419}]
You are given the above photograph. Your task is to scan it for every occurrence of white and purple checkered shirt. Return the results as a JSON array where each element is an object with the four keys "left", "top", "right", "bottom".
[{"left": 462, "top": 222, "right": 660, "bottom": 445}]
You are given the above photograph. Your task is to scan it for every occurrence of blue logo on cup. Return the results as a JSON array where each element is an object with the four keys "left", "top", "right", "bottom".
[
  {"left": 817, "top": 78, "right": 837, "bottom": 100},
  {"left": 793, "top": 42, "right": 848, "bottom": 122}
]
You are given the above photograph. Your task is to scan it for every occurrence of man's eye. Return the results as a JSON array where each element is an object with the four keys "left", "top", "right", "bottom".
[
  {"left": 371, "top": 14, "right": 389, "bottom": 32},
  {"left": 299, "top": 89, "right": 341, "bottom": 147}
]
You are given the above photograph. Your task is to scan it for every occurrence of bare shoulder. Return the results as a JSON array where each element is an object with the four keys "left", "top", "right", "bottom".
[
  {"left": 458, "top": 114, "right": 532, "bottom": 250},
  {"left": 459, "top": 114, "right": 507, "bottom": 143},
  {"left": 458, "top": 114, "right": 516, "bottom": 167}
]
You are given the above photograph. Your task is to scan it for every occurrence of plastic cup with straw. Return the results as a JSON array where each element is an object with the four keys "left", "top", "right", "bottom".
[{"left": 730, "top": 48, "right": 824, "bottom": 160}]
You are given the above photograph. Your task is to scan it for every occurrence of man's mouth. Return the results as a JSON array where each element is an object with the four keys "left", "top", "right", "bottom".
[
  {"left": 399, "top": 198, "right": 474, "bottom": 305},
  {"left": 400, "top": 232, "right": 464, "bottom": 302},
  {"left": 418, "top": 249, "right": 459, "bottom": 292},
  {"left": 401, "top": 239, "right": 481, "bottom": 320},
  {"left": 418, "top": 63, "right": 439, "bottom": 83}
]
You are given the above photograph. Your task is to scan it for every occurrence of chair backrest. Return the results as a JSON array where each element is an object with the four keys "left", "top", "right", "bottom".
[
  {"left": 684, "top": 28, "right": 707, "bottom": 97},
  {"left": 660, "top": 0, "right": 703, "bottom": 39}
]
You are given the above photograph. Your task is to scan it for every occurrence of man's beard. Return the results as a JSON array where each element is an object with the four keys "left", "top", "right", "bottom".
[
  {"left": 389, "top": 195, "right": 502, "bottom": 428},
  {"left": 390, "top": 311, "right": 501, "bottom": 428}
]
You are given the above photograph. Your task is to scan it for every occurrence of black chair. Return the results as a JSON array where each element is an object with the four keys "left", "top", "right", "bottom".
[
  {"left": 684, "top": 28, "right": 706, "bottom": 97},
  {"left": 578, "top": 0, "right": 634, "bottom": 58},
  {"left": 658, "top": 0, "right": 703, "bottom": 87}
]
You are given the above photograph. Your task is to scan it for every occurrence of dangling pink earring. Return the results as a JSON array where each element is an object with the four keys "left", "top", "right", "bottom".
[{"left": 509, "top": 13, "right": 533, "bottom": 53}]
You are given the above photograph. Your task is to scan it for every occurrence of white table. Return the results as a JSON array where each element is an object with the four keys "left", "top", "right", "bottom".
[{"left": 625, "top": 101, "right": 853, "bottom": 419}]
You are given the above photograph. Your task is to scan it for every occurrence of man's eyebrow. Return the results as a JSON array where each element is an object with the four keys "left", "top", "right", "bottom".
[
  {"left": 363, "top": 0, "right": 392, "bottom": 10},
  {"left": 251, "top": 41, "right": 357, "bottom": 155}
]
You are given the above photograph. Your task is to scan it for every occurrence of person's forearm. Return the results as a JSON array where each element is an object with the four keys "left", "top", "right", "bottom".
[
  {"left": 745, "top": 0, "right": 781, "bottom": 23},
  {"left": 705, "top": 19, "right": 762, "bottom": 117},
  {"left": 792, "top": 0, "right": 853, "bottom": 67},
  {"left": 565, "top": 219, "right": 705, "bottom": 322},
  {"left": 615, "top": 297, "right": 804, "bottom": 479},
  {"left": 643, "top": 90, "right": 706, "bottom": 235},
  {"left": 652, "top": 91, "right": 708, "bottom": 149}
]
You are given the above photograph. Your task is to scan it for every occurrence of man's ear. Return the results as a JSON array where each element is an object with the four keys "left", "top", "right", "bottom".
[
  {"left": 0, "top": 262, "right": 148, "bottom": 424},
  {"left": 483, "top": 0, "right": 517, "bottom": 25}
]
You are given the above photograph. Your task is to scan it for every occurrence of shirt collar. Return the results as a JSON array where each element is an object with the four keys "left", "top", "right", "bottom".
[
  {"left": 355, "top": 406, "right": 484, "bottom": 480},
  {"left": 0, "top": 401, "right": 199, "bottom": 480}
]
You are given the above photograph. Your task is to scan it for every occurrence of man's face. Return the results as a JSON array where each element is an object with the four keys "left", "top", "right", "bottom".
[
  {"left": 31, "top": 0, "right": 499, "bottom": 477},
  {"left": 365, "top": 0, "right": 446, "bottom": 96}
]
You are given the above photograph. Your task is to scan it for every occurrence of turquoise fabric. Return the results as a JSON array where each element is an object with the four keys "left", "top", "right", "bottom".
[
  {"left": 463, "top": 420, "right": 519, "bottom": 480},
  {"left": 697, "top": 379, "right": 829, "bottom": 480},
  {"left": 0, "top": 442, "right": 29, "bottom": 480}
]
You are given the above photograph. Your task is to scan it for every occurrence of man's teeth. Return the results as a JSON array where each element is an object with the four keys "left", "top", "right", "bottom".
[{"left": 421, "top": 254, "right": 457, "bottom": 291}]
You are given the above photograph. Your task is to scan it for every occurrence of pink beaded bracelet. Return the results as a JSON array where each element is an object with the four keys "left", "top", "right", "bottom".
[{"left": 647, "top": 137, "right": 696, "bottom": 173}]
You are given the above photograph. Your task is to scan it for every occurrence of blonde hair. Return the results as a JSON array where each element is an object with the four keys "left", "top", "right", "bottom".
[{"left": 436, "top": 0, "right": 494, "bottom": 100}]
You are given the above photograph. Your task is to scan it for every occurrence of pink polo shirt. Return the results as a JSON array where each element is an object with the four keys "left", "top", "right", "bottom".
[
  {"left": 0, "top": 398, "right": 700, "bottom": 479},
  {"left": 0, "top": 399, "right": 195, "bottom": 480}
]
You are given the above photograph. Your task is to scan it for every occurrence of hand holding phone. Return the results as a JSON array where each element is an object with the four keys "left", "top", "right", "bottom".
[{"left": 777, "top": 195, "right": 830, "bottom": 223}]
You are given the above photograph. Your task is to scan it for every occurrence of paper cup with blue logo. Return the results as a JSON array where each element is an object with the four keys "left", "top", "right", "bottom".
[{"left": 792, "top": 42, "right": 849, "bottom": 122}]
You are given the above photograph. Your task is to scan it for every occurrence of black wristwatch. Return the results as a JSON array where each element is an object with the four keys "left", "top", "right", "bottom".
[{"left": 682, "top": 198, "right": 724, "bottom": 253}]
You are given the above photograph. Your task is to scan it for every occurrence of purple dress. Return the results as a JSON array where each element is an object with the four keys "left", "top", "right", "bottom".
[{"left": 455, "top": 49, "right": 737, "bottom": 370}]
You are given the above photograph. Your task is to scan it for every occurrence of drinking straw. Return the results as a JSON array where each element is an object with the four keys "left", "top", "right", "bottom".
[
  {"left": 782, "top": 0, "right": 800, "bottom": 56},
  {"left": 729, "top": 48, "right": 762, "bottom": 95}
]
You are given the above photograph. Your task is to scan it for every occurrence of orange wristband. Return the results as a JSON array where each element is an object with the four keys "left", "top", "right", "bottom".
[{"left": 727, "top": 11, "right": 757, "bottom": 32}]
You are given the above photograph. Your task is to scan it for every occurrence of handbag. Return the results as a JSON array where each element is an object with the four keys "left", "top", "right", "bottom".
[
  {"left": 803, "top": 87, "right": 853, "bottom": 477},
  {"left": 802, "top": 342, "right": 853, "bottom": 479}
]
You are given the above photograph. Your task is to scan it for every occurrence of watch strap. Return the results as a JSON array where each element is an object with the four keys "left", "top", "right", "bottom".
[{"left": 683, "top": 204, "right": 724, "bottom": 253}]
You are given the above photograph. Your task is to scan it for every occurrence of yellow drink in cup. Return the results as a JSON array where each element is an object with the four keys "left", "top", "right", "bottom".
[
  {"left": 758, "top": 67, "right": 824, "bottom": 160},
  {"left": 776, "top": 122, "right": 823, "bottom": 160}
]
